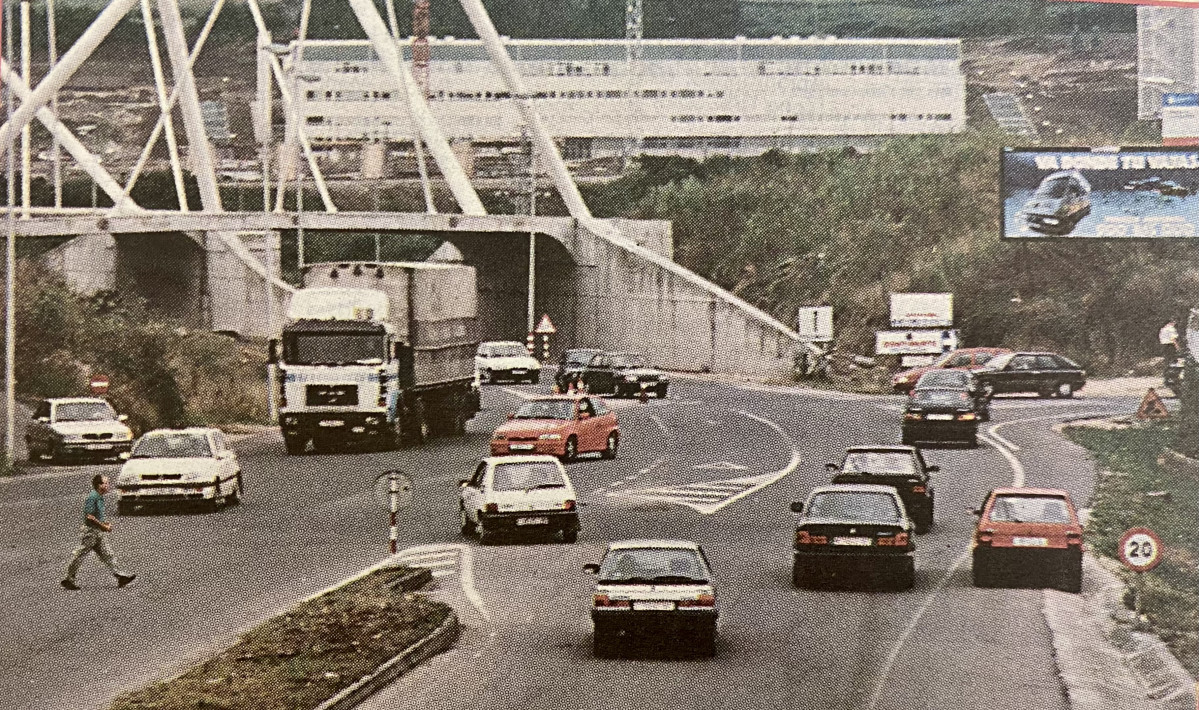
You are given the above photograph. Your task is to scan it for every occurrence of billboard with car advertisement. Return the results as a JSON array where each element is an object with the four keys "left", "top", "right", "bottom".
[
  {"left": 890, "top": 293, "right": 953, "bottom": 328},
  {"left": 876, "top": 329, "right": 959, "bottom": 355},
  {"left": 1001, "top": 147, "right": 1199, "bottom": 239}
]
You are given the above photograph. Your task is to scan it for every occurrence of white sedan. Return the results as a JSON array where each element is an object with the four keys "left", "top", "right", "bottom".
[{"left": 115, "top": 428, "right": 243, "bottom": 514}]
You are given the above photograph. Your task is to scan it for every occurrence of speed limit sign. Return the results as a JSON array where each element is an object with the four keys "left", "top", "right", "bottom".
[{"left": 1117, "top": 527, "right": 1164, "bottom": 572}]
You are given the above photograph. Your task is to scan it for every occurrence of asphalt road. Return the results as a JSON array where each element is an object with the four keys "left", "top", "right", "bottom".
[{"left": 0, "top": 379, "right": 1135, "bottom": 710}]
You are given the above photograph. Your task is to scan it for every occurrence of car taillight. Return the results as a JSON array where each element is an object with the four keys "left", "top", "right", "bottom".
[
  {"left": 904, "top": 413, "right": 923, "bottom": 420},
  {"left": 958, "top": 412, "right": 977, "bottom": 421},
  {"left": 678, "top": 594, "right": 716, "bottom": 608},
  {"left": 959, "top": 392, "right": 969, "bottom": 401},
  {"left": 484, "top": 503, "right": 498, "bottom": 514},
  {"left": 877, "top": 533, "right": 908, "bottom": 546},
  {"left": 593, "top": 594, "right": 630, "bottom": 609},
  {"left": 1066, "top": 532, "right": 1083, "bottom": 546},
  {"left": 911, "top": 485, "right": 926, "bottom": 494},
  {"left": 796, "top": 530, "right": 826, "bottom": 545},
  {"left": 563, "top": 499, "right": 576, "bottom": 511},
  {"left": 976, "top": 528, "right": 994, "bottom": 545},
  {"left": 894, "top": 532, "right": 909, "bottom": 546}
]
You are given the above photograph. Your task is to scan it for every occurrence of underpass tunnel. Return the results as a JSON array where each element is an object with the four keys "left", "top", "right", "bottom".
[{"left": 113, "top": 232, "right": 206, "bottom": 328}]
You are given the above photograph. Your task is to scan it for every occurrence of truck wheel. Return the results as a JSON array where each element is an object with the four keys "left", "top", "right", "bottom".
[
  {"left": 562, "top": 436, "right": 578, "bottom": 463},
  {"left": 283, "top": 435, "right": 307, "bottom": 456},
  {"left": 400, "top": 399, "right": 428, "bottom": 448},
  {"left": 460, "top": 507, "right": 475, "bottom": 537},
  {"left": 600, "top": 432, "right": 618, "bottom": 460}
]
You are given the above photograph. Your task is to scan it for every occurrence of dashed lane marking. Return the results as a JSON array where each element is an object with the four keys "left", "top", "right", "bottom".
[{"left": 694, "top": 461, "right": 748, "bottom": 471}]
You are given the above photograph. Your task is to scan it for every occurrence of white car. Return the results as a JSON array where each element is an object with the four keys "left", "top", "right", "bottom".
[
  {"left": 26, "top": 397, "right": 134, "bottom": 463},
  {"left": 458, "top": 455, "right": 579, "bottom": 544},
  {"left": 115, "top": 428, "right": 242, "bottom": 514},
  {"left": 584, "top": 539, "right": 720, "bottom": 658},
  {"left": 475, "top": 341, "right": 541, "bottom": 384}
]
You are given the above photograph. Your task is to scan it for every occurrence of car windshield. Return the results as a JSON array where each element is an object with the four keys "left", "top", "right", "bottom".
[
  {"left": 911, "top": 388, "right": 970, "bottom": 403},
  {"left": 513, "top": 400, "right": 575, "bottom": 420},
  {"left": 1034, "top": 177, "right": 1072, "bottom": 199},
  {"left": 599, "top": 547, "right": 709, "bottom": 584},
  {"left": 485, "top": 343, "right": 529, "bottom": 357},
  {"left": 131, "top": 433, "right": 213, "bottom": 459},
  {"left": 841, "top": 452, "right": 916, "bottom": 475},
  {"left": 989, "top": 496, "right": 1072, "bottom": 523},
  {"left": 284, "top": 333, "right": 386, "bottom": 365},
  {"left": 55, "top": 402, "right": 116, "bottom": 422},
  {"left": 917, "top": 370, "right": 970, "bottom": 388},
  {"left": 807, "top": 491, "right": 903, "bottom": 523},
  {"left": 610, "top": 353, "right": 647, "bottom": 368},
  {"left": 491, "top": 462, "right": 567, "bottom": 491},
  {"left": 564, "top": 351, "right": 600, "bottom": 366}
]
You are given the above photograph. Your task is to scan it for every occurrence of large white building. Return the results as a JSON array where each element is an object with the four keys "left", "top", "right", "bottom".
[
  {"left": 1137, "top": 7, "right": 1199, "bottom": 120},
  {"left": 282, "top": 36, "right": 966, "bottom": 161}
]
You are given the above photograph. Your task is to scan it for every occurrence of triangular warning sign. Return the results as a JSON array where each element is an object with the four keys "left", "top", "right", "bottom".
[
  {"left": 534, "top": 314, "right": 557, "bottom": 334},
  {"left": 1136, "top": 388, "right": 1170, "bottom": 420}
]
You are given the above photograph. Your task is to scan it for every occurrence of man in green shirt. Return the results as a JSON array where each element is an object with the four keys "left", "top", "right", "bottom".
[{"left": 62, "top": 474, "right": 136, "bottom": 590}]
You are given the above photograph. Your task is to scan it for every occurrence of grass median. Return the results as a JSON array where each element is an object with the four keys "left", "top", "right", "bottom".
[
  {"left": 1064, "top": 421, "right": 1198, "bottom": 676},
  {"left": 109, "top": 566, "right": 451, "bottom": 710}
]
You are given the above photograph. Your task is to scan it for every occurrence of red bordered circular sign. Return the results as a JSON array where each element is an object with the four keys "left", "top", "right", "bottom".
[{"left": 1117, "top": 527, "right": 1164, "bottom": 572}]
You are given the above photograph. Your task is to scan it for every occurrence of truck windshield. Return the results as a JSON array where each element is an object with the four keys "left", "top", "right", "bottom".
[{"left": 285, "top": 333, "right": 386, "bottom": 365}]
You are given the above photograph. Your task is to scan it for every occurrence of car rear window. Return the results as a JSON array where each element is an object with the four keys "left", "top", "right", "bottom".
[
  {"left": 807, "top": 491, "right": 903, "bottom": 523},
  {"left": 917, "top": 370, "right": 969, "bottom": 388},
  {"left": 911, "top": 389, "right": 970, "bottom": 404},
  {"left": 988, "top": 496, "right": 1071, "bottom": 523},
  {"left": 599, "top": 547, "right": 708, "bottom": 584},
  {"left": 974, "top": 353, "right": 996, "bottom": 365},
  {"left": 491, "top": 462, "right": 566, "bottom": 491},
  {"left": 842, "top": 452, "right": 916, "bottom": 475}
]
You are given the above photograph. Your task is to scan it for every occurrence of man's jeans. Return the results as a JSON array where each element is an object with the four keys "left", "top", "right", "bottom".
[{"left": 65, "top": 527, "right": 128, "bottom": 582}]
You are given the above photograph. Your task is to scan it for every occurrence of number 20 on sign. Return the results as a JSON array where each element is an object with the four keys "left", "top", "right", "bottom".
[{"left": 1118, "top": 527, "right": 1164, "bottom": 573}]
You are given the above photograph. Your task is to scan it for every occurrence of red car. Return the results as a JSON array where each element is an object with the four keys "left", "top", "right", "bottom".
[
  {"left": 971, "top": 487, "right": 1084, "bottom": 592},
  {"left": 491, "top": 395, "right": 619, "bottom": 462},
  {"left": 891, "top": 347, "right": 1012, "bottom": 394}
]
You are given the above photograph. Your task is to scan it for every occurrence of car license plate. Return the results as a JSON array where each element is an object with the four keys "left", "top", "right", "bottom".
[
  {"left": 512, "top": 369, "right": 527, "bottom": 374},
  {"left": 833, "top": 536, "right": 873, "bottom": 546},
  {"left": 84, "top": 443, "right": 113, "bottom": 450},
  {"left": 633, "top": 601, "right": 675, "bottom": 611},
  {"left": 516, "top": 516, "right": 548, "bottom": 526},
  {"left": 318, "top": 420, "right": 344, "bottom": 427},
  {"left": 926, "top": 413, "right": 954, "bottom": 420},
  {"left": 1013, "top": 536, "right": 1049, "bottom": 547},
  {"left": 509, "top": 443, "right": 535, "bottom": 451}
]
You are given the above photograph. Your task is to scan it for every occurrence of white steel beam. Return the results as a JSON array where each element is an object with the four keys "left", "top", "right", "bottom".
[
  {"left": 457, "top": 0, "right": 590, "bottom": 220},
  {"left": 20, "top": 1, "right": 31, "bottom": 218},
  {"left": 46, "top": 0, "right": 62, "bottom": 208},
  {"left": 264, "top": 52, "right": 337, "bottom": 212},
  {"left": 346, "top": 0, "right": 486, "bottom": 215},
  {"left": 140, "top": 0, "right": 189, "bottom": 211},
  {"left": 0, "top": 0, "right": 142, "bottom": 158},
  {"left": 0, "top": 59, "right": 142, "bottom": 212},
  {"left": 155, "top": 0, "right": 221, "bottom": 211}
]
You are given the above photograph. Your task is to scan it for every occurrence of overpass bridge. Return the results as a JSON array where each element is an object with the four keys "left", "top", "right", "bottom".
[{"left": 1, "top": 0, "right": 801, "bottom": 380}]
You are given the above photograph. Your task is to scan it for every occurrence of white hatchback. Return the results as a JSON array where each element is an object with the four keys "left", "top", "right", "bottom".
[
  {"left": 459, "top": 455, "right": 579, "bottom": 544},
  {"left": 115, "top": 428, "right": 243, "bottom": 514},
  {"left": 475, "top": 341, "right": 541, "bottom": 385}
]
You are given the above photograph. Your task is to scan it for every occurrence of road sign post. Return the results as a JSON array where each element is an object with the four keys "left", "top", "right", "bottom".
[
  {"left": 373, "top": 469, "right": 413, "bottom": 555},
  {"left": 89, "top": 374, "right": 111, "bottom": 396},
  {"left": 534, "top": 314, "right": 556, "bottom": 364},
  {"left": 1118, "top": 527, "right": 1165, "bottom": 624}
]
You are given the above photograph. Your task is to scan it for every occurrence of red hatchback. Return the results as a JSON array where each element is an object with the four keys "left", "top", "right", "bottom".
[
  {"left": 971, "top": 487, "right": 1084, "bottom": 592},
  {"left": 491, "top": 395, "right": 619, "bottom": 462},
  {"left": 891, "top": 347, "right": 1012, "bottom": 394}
]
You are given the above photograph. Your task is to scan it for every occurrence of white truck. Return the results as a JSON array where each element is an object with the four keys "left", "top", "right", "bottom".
[{"left": 268, "top": 261, "right": 481, "bottom": 455}]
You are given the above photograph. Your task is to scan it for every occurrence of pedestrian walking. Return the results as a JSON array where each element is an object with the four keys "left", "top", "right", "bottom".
[{"left": 61, "top": 474, "right": 136, "bottom": 590}]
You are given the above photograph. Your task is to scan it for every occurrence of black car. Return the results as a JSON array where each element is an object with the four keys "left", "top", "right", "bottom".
[
  {"left": 576, "top": 352, "right": 670, "bottom": 398},
  {"left": 555, "top": 348, "right": 604, "bottom": 391},
  {"left": 913, "top": 369, "right": 991, "bottom": 421},
  {"left": 790, "top": 484, "right": 916, "bottom": 590},
  {"left": 974, "top": 351, "right": 1086, "bottom": 398},
  {"left": 826, "top": 445, "right": 936, "bottom": 534},
  {"left": 902, "top": 384, "right": 981, "bottom": 447}
]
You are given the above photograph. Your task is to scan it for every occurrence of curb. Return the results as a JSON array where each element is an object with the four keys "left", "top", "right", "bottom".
[
  {"left": 1044, "top": 554, "right": 1196, "bottom": 710},
  {"left": 312, "top": 611, "right": 460, "bottom": 710}
]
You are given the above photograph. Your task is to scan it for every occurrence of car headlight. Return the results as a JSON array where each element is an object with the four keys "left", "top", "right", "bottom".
[
  {"left": 539, "top": 433, "right": 562, "bottom": 440},
  {"left": 115, "top": 431, "right": 133, "bottom": 441},
  {"left": 623, "top": 375, "right": 638, "bottom": 382},
  {"left": 492, "top": 435, "right": 506, "bottom": 442},
  {"left": 1042, "top": 217, "right": 1060, "bottom": 225},
  {"left": 60, "top": 433, "right": 85, "bottom": 442},
  {"left": 365, "top": 416, "right": 381, "bottom": 425}
]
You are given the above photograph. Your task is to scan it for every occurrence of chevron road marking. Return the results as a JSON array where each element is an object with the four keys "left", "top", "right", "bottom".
[{"left": 394, "top": 543, "right": 491, "bottom": 623}]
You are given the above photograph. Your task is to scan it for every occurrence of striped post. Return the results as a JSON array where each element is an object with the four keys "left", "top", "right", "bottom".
[
  {"left": 541, "top": 334, "right": 549, "bottom": 364},
  {"left": 526, "top": 332, "right": 535, "bottom": 355},
  {"left": 388, "top": 471, "right": 399, "bottom": 555}
]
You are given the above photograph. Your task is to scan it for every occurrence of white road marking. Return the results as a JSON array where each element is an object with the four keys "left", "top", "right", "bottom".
[
  {"left": 694, "top": 461, "right": 748, "bottom": 471},
  {"left": 432, "top": 569, "right": 456, "bottom": 578},
  {"left": 608, "top": 410, "right": 800, "bottom": 515},
  {"left": 705, "top": 419, "right": 721, "bottom": 426},
  {"left": 649, "top": 414, "right": 670, "bottom": 435},
  {"left": 394, "top": 543, "right": 491, "bottom": 624},
  {"left": 591, "top": 488, "right": 605, "bottom": 495},
  {"left": 981, "top": 432, "right": 1026, "bottom": 487},
  {"left": 986, "top": 409, "right": 1112, "bottom": 453}
]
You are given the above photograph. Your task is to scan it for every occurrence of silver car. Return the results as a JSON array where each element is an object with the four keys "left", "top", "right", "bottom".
[{"left": 26, "top": 397, "right": 134, "bottom": 464}]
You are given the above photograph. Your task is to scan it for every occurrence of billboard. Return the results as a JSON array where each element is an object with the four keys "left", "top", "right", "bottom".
[
  {"left": 876, "top": 329, "right": 959, "bottom": 356},
  {"left": 795, "top": 306, "right": 833, "bottom": 342},
  {"left": 1162, "top": 94, "right": 1199, "bottom": 147},
  {"left": 1001, "top": 148, "right": 1199, "bottom": 239},
  {"left": 890, "top": 293, "right": 953, "bottom": 328}
]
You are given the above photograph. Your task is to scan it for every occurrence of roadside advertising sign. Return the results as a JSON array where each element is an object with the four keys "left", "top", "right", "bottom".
[
  {"left": 890, "top": 293, "right": 953, "bottom": 328},
  {"left": 876, "top": 329, "right": 959, "bottom": 355},
  {"left": 1117, "top": 527, "right": 1164, "bottom": 572},
  {"left": 796, "top": 306, "right": 834, "bottom": 342},
  {"left": 1162, "top": 94, "right": 1199, "bottom": 147},
  {"left": 1001, "top": 147, "right": 1199, "bottom": 239}
]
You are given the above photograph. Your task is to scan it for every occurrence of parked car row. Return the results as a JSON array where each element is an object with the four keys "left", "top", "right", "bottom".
[{"left": 893, "top": 347, "right": 1087, "bottom": 400}]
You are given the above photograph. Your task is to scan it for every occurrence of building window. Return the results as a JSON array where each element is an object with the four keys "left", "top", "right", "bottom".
[
  {"left": 307, "top": 116, "right": 324, "bottom": 125},
  {"left": 307, "top": 90, "right": 316, "bottom": 100}
]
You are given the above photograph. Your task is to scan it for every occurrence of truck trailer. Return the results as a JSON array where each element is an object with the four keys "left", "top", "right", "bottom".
[{"left": 268, "top": 261, "right": 481, "bottom": 454}]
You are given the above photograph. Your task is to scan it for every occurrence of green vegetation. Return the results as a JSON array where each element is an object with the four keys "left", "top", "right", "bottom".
[
  {"left": 579, "top": 135, "right": 1199, "bottom": 373},
  {"left": 109, "top": 566, "right": 452, "bottom": 710},
  {"left": 13, "top": 261, "right": 269, "bottom": 434},
  {"left": 1064, "top": 423, "right": 1198, "bottom": 675}
]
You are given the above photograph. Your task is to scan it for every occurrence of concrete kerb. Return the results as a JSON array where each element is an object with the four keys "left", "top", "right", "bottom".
[{"left": 1045, "top": 554, "right": 1197, "bottom": 710}]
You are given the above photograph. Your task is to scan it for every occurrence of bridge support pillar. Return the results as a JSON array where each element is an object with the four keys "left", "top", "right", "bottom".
[
  {"left": 42, "top": 233, "right": 116, "bottom": 295},
  {"left": 204, "top": 230, "right": 284, "bottom": 338}
]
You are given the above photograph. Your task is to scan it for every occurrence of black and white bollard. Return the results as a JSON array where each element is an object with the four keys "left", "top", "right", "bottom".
[{"left": 388, "top": 471, "right": 399, "bottom": 555}]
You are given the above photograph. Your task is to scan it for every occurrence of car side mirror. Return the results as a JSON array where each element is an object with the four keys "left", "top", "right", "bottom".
[
  {"left": 458, "top": 479, "right": 470, "bottom": 487},
  {"left": 583, "top": 563, "right": 600, "bottom": 574},
  {"left": 927, "top": 465, "right": 940, "bottom": 473},
  {"left": 506, "top": 413, "right": 515, "bottom": 420},
  {"left": 579, "top": 412, "right": 591, "bottom": 420},
  {"left": 970, "top": 507, "right": 982, "bottom": 516},
  {"left": 790, "top": 501, "right": 804, "bottom": 513},
  {"left": 824, "top": 463, "right": 839, "bottom": 473},
  {"left": 119, "top": 452, "right": 131, "bottom": 460},
  {"left": 117, "top": 414, "right": 129, "bottom": 422},
  {"left": 267, "top": 339, "right": 280, "bottom": 365},
  {"left": 36, "top": 416, "right": 49, "bottom": 423}
]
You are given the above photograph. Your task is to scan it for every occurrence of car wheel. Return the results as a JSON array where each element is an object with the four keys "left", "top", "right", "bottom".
[
  {"left": 561, "top": 528, "right": 578, "bottom": 544},
  {"left": 972, "top": 556, "right": 995, "bottom": 588},
  {"left": 895, "top": 559, "right": 916, "bottom": 591},
  {"left": 900, "top": 433, "right": 913, "bottom": 446},
  {"left": 284, "top": 435, "right": 307, "bottom": 456},
  {"left": 792, "top": 561, "right": 808, "bottom": 589},
  {"left": 562, "top": 436, "right": 578, "bottom": 463},
  {"left": 476, "top": 518, "right": 496, "bottom": 545},
  {"left": 593, "top": 625, "right": 618, "bottom": 658},
  {"left": 46, "top": 441, "right": 62, "bottom": 465},
  {"left": 207, "top": 478, "right": 224, "bottom": 513},
  {"left": 25, "top": 438, "right": 38, "bottom": 463},
  {"left": 914, "top": 515, "right": 931, "bottom": 535},
  {"left": 460, "top": 507, "right": 475, "bottom": 537},
  {"left": 967, "top": 434, "right": 979, "bottom": 448},
  {"left": 228, "top": 474, "right": 243, "bottom": 505},
  {"left": 694, "top": 627, "right": 717, "bottom": 658},
  {"left": 117, "top": 499, "right": 130, "bottom": 516},
  {"left": 1056, "top": 382, "right": 1074, "bottom": 398},
  {"left": 1059, "top": 560, "right": 1083, "bottom": 594},
  {"left": 600, "top": 432, "right": 619, "bottom": 460},
  {"left": 656, "top": 384, "right": 668, "bottom": 399}
]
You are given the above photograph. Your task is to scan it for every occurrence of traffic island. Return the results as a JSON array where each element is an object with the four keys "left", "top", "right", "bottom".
[{"left": 108, "top": 565, "right": 458, "bottom": 710}]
